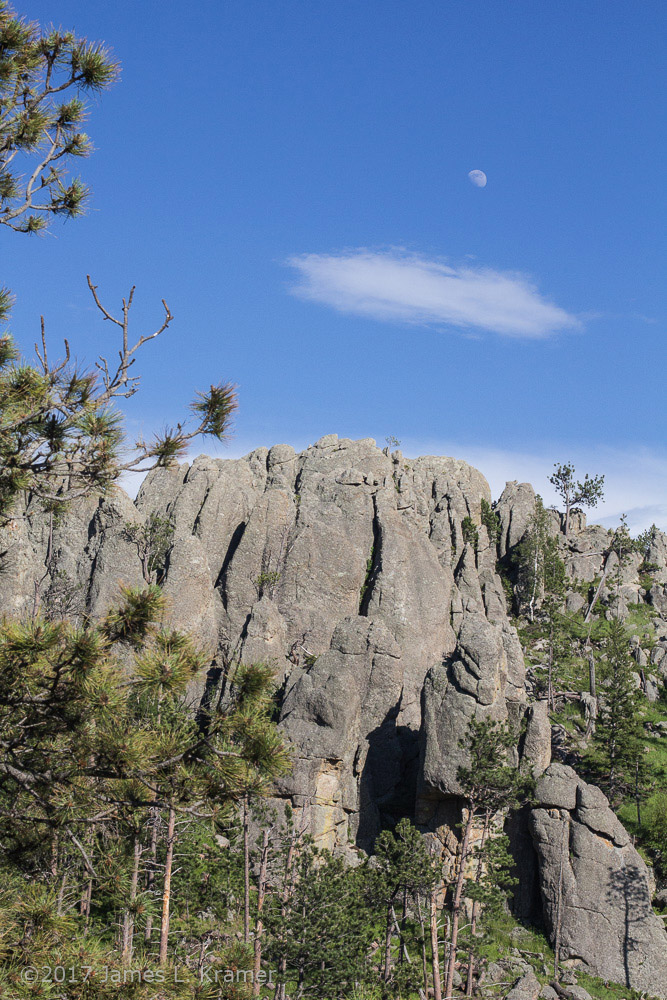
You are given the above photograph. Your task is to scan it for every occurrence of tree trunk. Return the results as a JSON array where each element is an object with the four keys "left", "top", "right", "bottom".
[
  {"left": 274, "top": 827, "right": 300, "bottom": 1000},
  {"left": 243, "top": 793, "right": 250, "bottom": 944},
  {"left": 144, "top": 805, "right": 160, "bottom": 943},
  {"left": 444, "top": 809, "right": 474, "bottom": 1000},
  {"left": 584, "top": 555, "right": 610, "bottom": 623},
  {"left": 588, "top": 651, "right": 596, "bottom": 699},
  {"left": 122, "top": 833, "right": 142, "bottom": 964},
  {"left": 430, "top": 891, "right": 442, "bottom": 1000},
  {"left": 635, "top": 760, "right": 642, "bottom": 828},
  {"left": 417, "top": 893, "right": 429, "bottom": 996},
  {"left": 158, "top": 805, "right": 176, "bottom": 966},
  {"left": 529, "top": 545, "right": 539, "bottom": 622},
  {"left": 384, "top": 901, "right": 394, "bottom": 982},
  {"left": 56, "top": 872, "right": 67, "bottom": 915},
  {"left": 400, "top": 886, "right": 408, "bottom": 965},
  {"left": 253, "top": 828, "right": 270, "bottom": 997},
  {"left": 465, "top": 812, "right": 490, "bottom": 996}
]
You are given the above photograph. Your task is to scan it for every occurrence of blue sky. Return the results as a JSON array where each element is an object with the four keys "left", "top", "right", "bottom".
[{"left": 6, "top": 0, "right": 666, "bottom": 529}]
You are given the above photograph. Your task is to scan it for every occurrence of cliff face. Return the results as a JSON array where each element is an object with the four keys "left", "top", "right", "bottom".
[{"left": 3, "top": 435, "right": 667, "bottom": 995}]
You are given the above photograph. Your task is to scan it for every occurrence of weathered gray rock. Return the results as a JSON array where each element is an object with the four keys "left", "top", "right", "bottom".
[
  {"left": 529, "top": 763, "right": 667, "bottom": 997},
  {"left": 506, "top": 970, "right": 541, "bottom": 1000},
  {"left": 3, "top": 436, "right": 665, "bottom": 992},
  {"left": 496, "top": 481, "right": 537, "bottom": 560}
]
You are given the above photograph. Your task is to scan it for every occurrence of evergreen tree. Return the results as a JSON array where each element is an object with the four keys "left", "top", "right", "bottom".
[
  {"left": 0, "top": 1, "right": 119, "bottom": 244},
  {"left": 373, "top": 817, "right": 438, "bottom": 991},
  {"left": 548, "top": 463, "right": 604, "bottom": 537},
  {"left": 588, "top": 618, "right": 645, "bottom": 808},
  {"left": 0, "top": 279, "right": 238, "bottom": 520},
  {"left": 514, "top": 495, "right": 565, "bottom": 623},
  {"left": 443, "top": 718, "right": 531, "bottom": 1000}
]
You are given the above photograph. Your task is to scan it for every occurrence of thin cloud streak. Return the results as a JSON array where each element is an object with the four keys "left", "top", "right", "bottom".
[{"left": 287, "top": 249, "right": 580, "bottom": 339}]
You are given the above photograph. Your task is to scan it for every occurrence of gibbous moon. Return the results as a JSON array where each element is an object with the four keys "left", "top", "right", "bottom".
[{"left": 468, "top": 169, "right": 487, "bottom": 188}]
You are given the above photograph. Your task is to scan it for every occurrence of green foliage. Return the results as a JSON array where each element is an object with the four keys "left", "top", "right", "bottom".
[
  {"left": 0, "top": 282, "right": 238, "bottom": 520},
  {"left": 373, "top": 817, "right": 438, "bottom": 905},
  {"left": 640, "top": 790, "right": 667, "bottom": 879},
  {"left": 513, "top": 495, "right": 565, "bottom": 621},
  {"left": 266, "top": 844, "right": 376, "bottom": 998},
  {"left": 254, "top": 569, "right": 281, "bottom": 598},
  {"left": 0, "top": 1, "right": 119, "bottom": 240},
  {"left": 549, "top": 462, "right": 605, "bottom": 533},
  {"left": 635, "top": 523, "right": 659, "bottom": 560},
  {"left": 457, "top": 717, "right": 532, "bottom": 813},
  {"left": 480, "top": 497, "right": 501, "bottom": 545},
  {"left": 461, "top": 515, "right": 479, "bottom": 548},
  {"left": 587, "top": 618, "right": 646, "bottom": 806},
  {"left": 359, "top": 544, "right": 375, "bottom": 610},
  {"left": 124, "top": 511, "right": 174, "bottom": 584}
]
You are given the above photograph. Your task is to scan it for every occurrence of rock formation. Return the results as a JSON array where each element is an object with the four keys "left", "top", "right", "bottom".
[
  {"left": 530, "top": 763, "right": 667, "bottom": 995},
  {"left": 2, "top": 436, "right": 667, "bottom": 995}
]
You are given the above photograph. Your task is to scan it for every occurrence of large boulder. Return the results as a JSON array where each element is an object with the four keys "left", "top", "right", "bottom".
[{"left": 529, "top": 763, "right": 667, "bottom": 997}]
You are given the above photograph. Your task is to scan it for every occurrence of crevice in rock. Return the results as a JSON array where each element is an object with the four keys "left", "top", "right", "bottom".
[
  {"left": 191, "top": 487, "right": 212, "bottom": 538},
  {"left": 358, "top": 496, "right": 381, "bottom": 616},
  {"left": 215, "top": 520, "right": 246, "bottom": 608}
]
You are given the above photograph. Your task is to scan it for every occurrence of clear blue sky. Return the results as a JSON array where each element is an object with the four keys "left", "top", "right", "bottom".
[{"left": 6, "top": 0, "right": 666, "bottom": 528}]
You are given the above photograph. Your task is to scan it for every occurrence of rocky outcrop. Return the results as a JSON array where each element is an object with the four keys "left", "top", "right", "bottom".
[
  {"left": 2, "top": 436, "right": 666, "bottom": 994},
  {"left": 529, "top": 763, "right": 667, "bottom": 997}
]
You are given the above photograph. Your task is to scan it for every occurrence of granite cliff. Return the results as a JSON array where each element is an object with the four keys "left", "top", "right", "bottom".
[{"left": 3, "top": 435, "right": 667, "bottom": 995}]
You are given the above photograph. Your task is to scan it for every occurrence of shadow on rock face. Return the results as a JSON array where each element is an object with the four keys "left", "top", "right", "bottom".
[{"left": 356, "top": 701, "right": 421, "bottom": 852}]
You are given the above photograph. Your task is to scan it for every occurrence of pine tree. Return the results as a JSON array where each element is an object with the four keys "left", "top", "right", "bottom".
[
  {"left": 548, "top": 463, "right": 605, "bottom": 537},
  {"left": 514, "top": 495, "right": 565, "bottom": 623},
  {"left": 588, "top": 618, "right": 645, "bottom": 807},
  {"left": 0, "top": 279, "right": 238, "bottom": 521},
  {"left": 443, "top": 718, "right": 531, "bottom": 1000},
  {"left": 373, "top": 817, "right": 438, "bottom": 990}
]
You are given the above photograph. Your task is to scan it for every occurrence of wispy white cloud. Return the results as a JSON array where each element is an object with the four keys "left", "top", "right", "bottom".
[{"left": 287, "top": 249, "right": 580, "bottom": 339}]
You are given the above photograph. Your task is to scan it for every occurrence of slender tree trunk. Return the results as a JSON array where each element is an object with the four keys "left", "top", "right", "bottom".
[
  {"left": 465, "top": 812, "right": 490, "bottom": 996},
  {"left": 430, "top": 891, "right": 442, "bottom": 1000},
  {"left": 384, "top": 901, "right": 394, "bottom": 982},
  {"left": 635, "top": 760, "right": 642, "bottom": 828},
  {"left": 444, "top": 809, "right": 474, "bottom": 1000},
  {"left": 143, "top": 807, "right": 159, "bottom": 942},
  {"left": 399, "top": 886, "right": 408, "bottom": 965},
  {"left": 588, "top": 651, "right": 596, "bottom": 699},
  {"left": 417, "top": 894, "right": 429, "bottom": 996},
  {"left": 80, "top": 825, "right": 94, "bottom": 927},
  {"left": 253, "top": 828, "right": 270, "bottom": 997},
  {"left": 158, "top": 805, "right": 176, "bottom": 966},
  {"left": 584, "top": 554, "right": 610, "bottom": 623},
  {"left": 32, "top": 510, "right": 54, "bottom": 619},
  {"left": 50, "top": 830, "right": 59, "bottom": 880},
  {"left": 529, "top": 546, "right": 539, "bottom": 622},
  {"left": 56, "top": 873, "right": 67, "bottom": 915},
  {"left": 144, "top": 705, "right": 162, "bottom": 944},
  {"left": 243, "top": 793, "right": 250, "bottom": 944},
  {"left": 122, "top": 833, "right": 142, "bottom": 964},
  {"left": 274, "top": 828, "right": 300, "bottom": 1000}
]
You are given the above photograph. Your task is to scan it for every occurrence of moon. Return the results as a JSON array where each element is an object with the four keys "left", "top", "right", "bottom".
[{"left": 468, "top": 169, "right": 487, "bottom": 188}]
